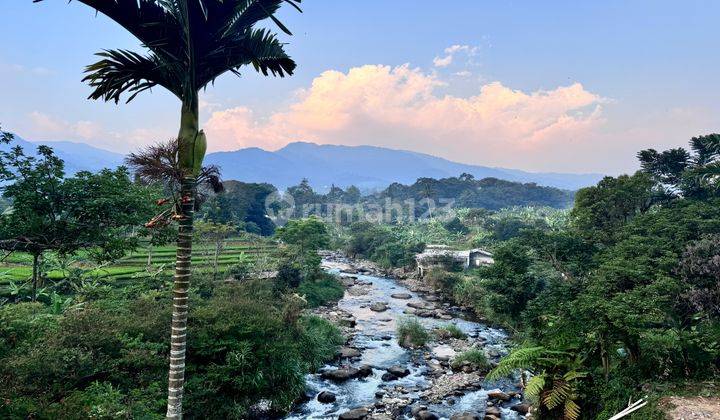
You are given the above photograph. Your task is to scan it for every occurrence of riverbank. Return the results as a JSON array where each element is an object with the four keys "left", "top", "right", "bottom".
[{"left": 287, "top": 252, "right": 530, "bottom": 420}]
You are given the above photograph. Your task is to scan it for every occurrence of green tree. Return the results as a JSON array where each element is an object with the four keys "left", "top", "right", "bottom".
[
  {"left": 33, "top": 1, "right": 303, "bottom": 415},
  {"left": 571, "top": 173, "right": 654, "bottom": 245},
  {"left": 0, "top": 137, "right": 153, "bottom": 300},
  {"left": 275, "top": 217, "right": 330, "bottom": 254}
]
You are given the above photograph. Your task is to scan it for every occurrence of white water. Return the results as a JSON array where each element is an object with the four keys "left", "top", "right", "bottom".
[{"left": 286, "top": 264, "right": 523, "bottom": 420}]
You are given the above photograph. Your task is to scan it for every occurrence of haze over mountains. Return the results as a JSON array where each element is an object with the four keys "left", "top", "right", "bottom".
[{"left": 7, "top": 134, "right": 603, "bottom": 191}]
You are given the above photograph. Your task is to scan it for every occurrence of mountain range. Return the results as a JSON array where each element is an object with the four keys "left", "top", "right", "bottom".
[{"left": 6, "top": 135, "right": 604, "bottom": 191}]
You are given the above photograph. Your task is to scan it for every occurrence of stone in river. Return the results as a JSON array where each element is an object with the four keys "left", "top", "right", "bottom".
[
  {"left": 450, "top": 413, "right": 480, "bottom": 420},
  {"left": 511, "top": 403, "right": 531, "bottom": 415},
  {"left": 357, "top": 364, "right": 374, "bottom": 377},
  {"left": 317, "top": 391, "right": 337, "bottom": 403},
  {"left": 414, "top": 410, "right": 439, "bottom": 420},
  {"left": 486, "top": 390, "right": 511, "bottom": 401},
  {"left": 338, "top": 346, "right": 361, "bottom": 358},
  {"left": 381, "top": 372, "right": 398, "bottom": 381},
  {"left": 338, "top": 407, "right": 369, "bottom": 420},
  {"left": 370, "top": 302, "right": 389, "bottom": 312},
  {"left": 321, "top": 367, "right": 359, "bottom": 382},
  {"left": 391, "top": 293, "right": 412, "bottom": 299},
  {"left": 387, "top": 365, "right": 410, "bottom": 378}
]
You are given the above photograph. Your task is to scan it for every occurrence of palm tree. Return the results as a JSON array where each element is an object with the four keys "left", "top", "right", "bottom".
[{"left": 33, "top": 1, "right": 301, "bottom": 417}]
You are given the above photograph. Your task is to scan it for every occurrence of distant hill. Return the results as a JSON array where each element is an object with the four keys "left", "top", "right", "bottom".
[
  {"left": 205, "top": 142, "right": 603, "bottom": 192},
  {"left": 4, "top": 135, "right": 603, "bottom": 191},
  {"left": 3, "top": 134, "right": 124, "bottom": 175}
]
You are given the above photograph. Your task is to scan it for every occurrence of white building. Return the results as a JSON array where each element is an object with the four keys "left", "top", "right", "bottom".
[{"left": 415, "top": 245, "right": 494, "bottom": 278}]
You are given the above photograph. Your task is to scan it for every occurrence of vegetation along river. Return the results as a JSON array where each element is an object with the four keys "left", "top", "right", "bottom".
[{"left": 286, "top": 253, "right": 527, "bottom": 420}]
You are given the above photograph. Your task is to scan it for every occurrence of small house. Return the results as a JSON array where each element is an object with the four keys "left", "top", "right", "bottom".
[{"left": 415, "top": 245, "right": 493, "bottom": 278}]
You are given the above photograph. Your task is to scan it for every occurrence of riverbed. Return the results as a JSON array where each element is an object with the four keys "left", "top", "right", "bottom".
[{"left": 285, "top": 254, "right": 527, "bottom": 420}]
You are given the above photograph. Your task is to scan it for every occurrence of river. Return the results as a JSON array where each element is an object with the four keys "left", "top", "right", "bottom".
[{"left": 286, "top": 254, "right": 526, "bottom": 420}]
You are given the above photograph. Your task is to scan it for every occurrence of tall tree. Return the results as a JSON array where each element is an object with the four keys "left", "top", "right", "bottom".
[
  {"left": 33, "top": 1, "right": 301, "bottom": 417},
  {"left": 0, "top": 134, "right": 155, "bottom": 300}
]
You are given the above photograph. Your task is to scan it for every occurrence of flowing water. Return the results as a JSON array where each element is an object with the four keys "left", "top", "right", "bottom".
[{"left": 286, "top": 257, "right": 524, "bottom": 420}]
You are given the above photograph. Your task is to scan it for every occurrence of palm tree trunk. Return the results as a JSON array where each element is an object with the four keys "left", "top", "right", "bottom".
[
  {"left": 166, "top": 176, "right": 195, "bottom": 419},
  {"left": 166, "top": 98, "right": 205, "bottom": 419}
]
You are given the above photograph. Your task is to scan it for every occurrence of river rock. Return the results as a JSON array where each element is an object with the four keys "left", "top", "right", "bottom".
[
  {"left": 391, "top": 293, "right": 412, "bottom": 299},
  {"left": 414, "top": 410, "right": 439, "bottom": 420},
  {"left": 339, "top": 407, "right": 369, "bottom": 420},
  {"left": 407, "top": 301, "right": 435, "bottom": 310},
  {"left": 317, "top": 391, "right": 337, "bottom": 403},
  {"left": 338, "top": 346, "right": 361, "bottom": 358},
  {"left": 450, "top": 413, "right": 480, "bottom": 420},
  {"left": 370, "top": 302, "right": 389, "bottom": 312},
  {"left": 511, "top": 403, "right": 531, "bottom": 415},
  {"left": 357, "top": 364, "right": 374, "bottom": 378},
  {"left": 411, "top": 405, "right": 428, "bottom": 416},
  {"left": 487, "top": 390, "right": 511, "bottom": 401},
  {"left": 343, "top": 268, "right": 359, "bottom": 274},
  {"left": 348, "top": 285, "right": 370, "bottom": 296},
  {"left": 381, "top": 372, "right": 398, "bottom": 381},
  {"left": 387, "top": 365, "right": 410, "bottom": 378},
  {"left": 321, "top": 367, "right": 359, "bottom": 381},
  {"left": 484, "top": 406, "right": 501, "bottom": 416}
]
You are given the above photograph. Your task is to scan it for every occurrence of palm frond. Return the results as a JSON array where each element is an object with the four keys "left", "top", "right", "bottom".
[
  {"left": 198, "top": 28, "right": 295, "bottom": 86},
  {"left": 36, "top": 0, "right": 183, "bottom": 60},
  {"left": 82, "top": 49, "right": 181, "bottom": 103}
]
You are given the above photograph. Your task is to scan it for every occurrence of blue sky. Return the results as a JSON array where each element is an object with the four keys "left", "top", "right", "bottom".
[{"left": 1, "top": 0, "right": 719, "bottom": 174}]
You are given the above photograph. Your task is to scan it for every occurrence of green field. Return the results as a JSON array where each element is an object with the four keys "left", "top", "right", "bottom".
[{"left": 0, "top": 238, "right": 278, "bottom": 291}]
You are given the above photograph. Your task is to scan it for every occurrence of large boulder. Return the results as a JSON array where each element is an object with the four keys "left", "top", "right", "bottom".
[
  {"left": 387, "top": 365, "right": 411, "bottom": 378},
  {"left": 370, "top": 302, "right": 389, "bottom": 312},
  {"left": 391, "top": 293, "right": 412, "bottom": 299},
  {"left": 511, "top": 403, "right": 531, "bottom": 415},
  {"left": 339, "top": 407, "right": 369, "bottom": 420},
  {"left": 338, "top": 346, "right": 361, "bottom": 359},
  {"left": 317, "top": 391, "right": 336, "bottom": 404},
  {"left": 487, "top": 390, "right": 511, "bottom": 402},
  {"left": 357, "top": 364, "right": 374, "bottom": 378},
  {"left": 414, "top": 410, "right": 439, "bottom": 420},
  {"left": 321, "top": 368, "right": 359, "bottom": 382}
]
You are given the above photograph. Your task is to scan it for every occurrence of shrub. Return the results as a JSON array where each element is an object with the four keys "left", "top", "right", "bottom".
[
  {"left": 0, "top": 279, "right": 343, "bottom": 418},
  {"left": 434, "top": 324, "right": 466, "bottom": 340},
  {"left": 296, "top": 273, "right": 345, "bottom": 307},
  {"left": 425, "top": 268, "right": 461, "bottom": 291},
  {"left": 451, "top": 348, "right": 489, "bottom": 371},
  {"left": 397, "top": 318, "right": 431, "bottom": 348}
]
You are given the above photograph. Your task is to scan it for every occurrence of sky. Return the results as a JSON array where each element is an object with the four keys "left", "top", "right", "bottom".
[{"left": 1, "top": 0, "right": 719, "bottom": 175}]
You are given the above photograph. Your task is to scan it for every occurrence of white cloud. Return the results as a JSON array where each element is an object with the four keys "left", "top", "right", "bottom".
[
  {"left": 204, "top": 64, "right": 609, "bottom": 170},
  {"left": 433, "top": 55, "right": 453, "bottom": 67},
  {"left": 433, "top": 44, "right": 479, "bottom": 68}
]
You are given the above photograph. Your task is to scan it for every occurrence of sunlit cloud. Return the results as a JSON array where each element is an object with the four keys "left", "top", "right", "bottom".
[{"left": 204, "top": 64, "right": 608, "bottom": 170}]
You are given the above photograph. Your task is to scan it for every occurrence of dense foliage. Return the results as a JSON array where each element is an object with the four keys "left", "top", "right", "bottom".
[
  {"left": 0, "top": 278, "right": 342, "bottom": 419},
  {"left": 439, "top": 137, "right": 720, "bottom": 418}
]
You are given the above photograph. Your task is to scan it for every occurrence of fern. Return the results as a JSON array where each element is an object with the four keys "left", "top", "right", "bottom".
[
  {"left": 564, "top": 399, "right": 581, "bottom": 420},
  {"left": 543, "top": 380, "right": 570, "bottom": 410},
  {"left": 486, "top": 346, "right": 546, "bottom": 380},
  {"left": 524, "top": 374, "right": 546, "bottom": 402}
]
